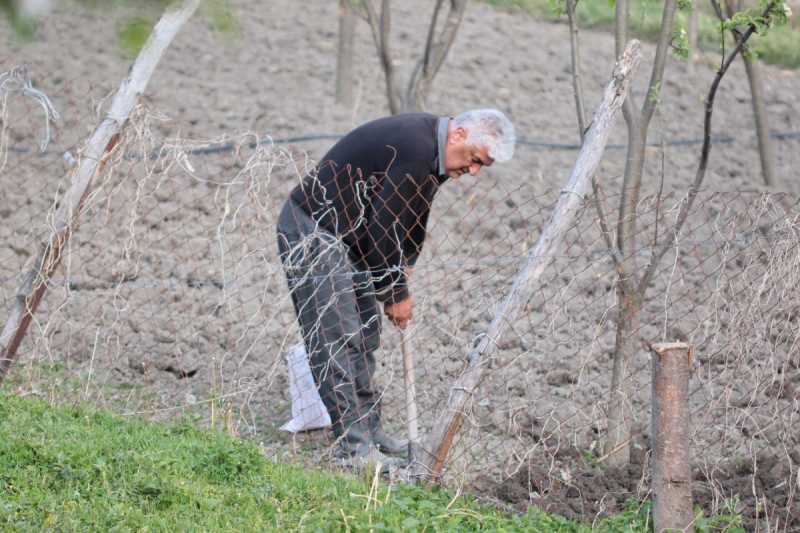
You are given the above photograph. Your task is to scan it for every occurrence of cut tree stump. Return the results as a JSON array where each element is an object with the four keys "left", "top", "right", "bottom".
[{"left": 651, "top": 342, "right": 694, "bottom": 533}]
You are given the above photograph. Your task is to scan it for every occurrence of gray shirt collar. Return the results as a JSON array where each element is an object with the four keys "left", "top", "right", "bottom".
[{"left": 436, "top": 117, "right": 450, "bottom": 177}]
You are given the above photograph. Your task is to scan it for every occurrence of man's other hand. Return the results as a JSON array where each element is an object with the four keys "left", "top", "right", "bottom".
[{"left": 385, "top": 298, "right": 413, "bottom": 330}]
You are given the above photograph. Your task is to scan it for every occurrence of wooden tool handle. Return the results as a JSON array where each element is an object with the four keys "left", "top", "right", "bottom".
[{"left": 401, "top": 329, "right": 419, "bottom": 462}]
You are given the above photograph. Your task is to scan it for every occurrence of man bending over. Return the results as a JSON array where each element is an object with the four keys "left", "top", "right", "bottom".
[{"left": 277, "top": 109, "right": 515, "bottom": 469}]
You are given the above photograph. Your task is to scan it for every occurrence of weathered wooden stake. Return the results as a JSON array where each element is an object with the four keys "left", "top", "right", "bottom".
[
  {"left": 0, "top": 0, "right": 201, "bottom": 383},
  {"left": 407, "top": 39, "right": 643, "bottom": 483},
  {"left": 651, "top": 342, "right": 694, "bottom": 533}
]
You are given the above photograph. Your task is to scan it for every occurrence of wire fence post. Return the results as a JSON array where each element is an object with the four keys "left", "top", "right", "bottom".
[
  {"left": 0, "top": 0, "right": 201, "bottom": 383},
  {"left": 407, "top": 39, "right": 643, "bottom": 483},
  {"left": 651, "top": 342, "right": 694, "bottom": 533}
]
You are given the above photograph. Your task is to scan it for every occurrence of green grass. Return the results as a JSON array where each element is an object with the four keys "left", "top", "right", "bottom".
[
  {"left": 479, "top": 0, "right": 800, "bottom": 69},
  {"left": 0, "top": 395, "right": 660, "bottom": 532}
]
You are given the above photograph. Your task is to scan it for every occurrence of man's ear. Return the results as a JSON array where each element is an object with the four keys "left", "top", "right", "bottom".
[{"left": 450, "top": 126, "right": 468, "bottom": 144}]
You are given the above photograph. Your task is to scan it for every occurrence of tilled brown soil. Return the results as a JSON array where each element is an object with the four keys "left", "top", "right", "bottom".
[{"left": 474, "top": 437, "right": 800, "bottom": 531}]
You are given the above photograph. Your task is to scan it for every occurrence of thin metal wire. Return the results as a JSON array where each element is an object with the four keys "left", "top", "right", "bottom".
[{"left": 0, "top": 231, "right": 789, "bottom": 288}]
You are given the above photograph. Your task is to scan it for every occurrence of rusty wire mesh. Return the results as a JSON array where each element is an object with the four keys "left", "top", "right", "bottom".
[{"left": 1, "top": 67, "right": 798, "bottom": 530}]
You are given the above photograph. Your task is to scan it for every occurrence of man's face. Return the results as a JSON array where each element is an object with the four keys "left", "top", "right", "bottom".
[{"left": 444, "top": 124, "right": 494, "bottom": 179}]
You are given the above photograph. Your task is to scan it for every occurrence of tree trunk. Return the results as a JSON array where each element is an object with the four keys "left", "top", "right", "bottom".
[
  {"left": 336, "top": 0, "right": 356, "bottom": 108},
  {"left": 602, "top": 0, "right": 779, "bottom": 471},
  {"left": 605, "top": 119, "right": 647, "bottom": 468},
  {"left": 407, "top": 40, "right": 643, "bottom": 483},
  {"left": 605, "top": 125, "right": 647, "bottom": 468},
  {"left": 604, "top": 286, "right": 642, "bottom": 465},
  {"left": 405, "top": 0, "right": 444, "bottom": 113},
  {"left": 604, "top": 0, "right": 678, "bottom": 465},
  {"left": 742, "top": 53, "right": 777, "bottom": 187},
  {"left": 724, "top": 0, "right": 777, "bottom": 187}
]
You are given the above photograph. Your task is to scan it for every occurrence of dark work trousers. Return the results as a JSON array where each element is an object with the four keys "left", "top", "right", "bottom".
[{"left": 277, "top": 198, "right": 382, "bottom": 446}]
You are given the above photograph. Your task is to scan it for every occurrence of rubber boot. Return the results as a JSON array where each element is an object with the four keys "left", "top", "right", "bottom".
[
  {"left": 371, "top": 425, "right": 409, "bottom": 456},
  {"left": 336, "top": 441, "right": 407, "bottom": 474}
]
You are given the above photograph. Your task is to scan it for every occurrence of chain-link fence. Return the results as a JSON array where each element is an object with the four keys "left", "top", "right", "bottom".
[{"left": 2, "top": 66, "right": 798, "bottom": 530}]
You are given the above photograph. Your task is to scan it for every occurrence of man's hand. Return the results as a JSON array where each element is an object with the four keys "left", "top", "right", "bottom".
[{"left": 385, "top": 298, "right": 413, "bottom": 330}]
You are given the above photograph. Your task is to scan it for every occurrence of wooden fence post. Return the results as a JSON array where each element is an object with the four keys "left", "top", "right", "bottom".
[
  {"left": 0, "top": 0, "right": 201, "bottom": 383},
  {"left": 406, "top": 39, "right": 643, "bottom": 483},
  {"left": 651, "top": 342, "right": 694, "bottom": 533}
]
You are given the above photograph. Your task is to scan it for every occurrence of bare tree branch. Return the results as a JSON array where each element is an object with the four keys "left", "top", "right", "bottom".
[
  {"left": 710, "top": 0, "right": 724, "bottom": 20},
  {"left": 616, "top": 0, "right": 677, "bottom": 255},
  {"left": 408, "top": 0, "right": 466, "bottom": 112},
  {"left": 363, "top": 0, "right": 401, "bottom": 114},
  {"left": 593, "top": 180, "right": 618, "bottom": 253},
  {"left": 641, "top": 0, "right": 679, "bottom": 123},
  {"left": 565, "top": 0, "right": 617, "bottom": 256},
  {"left": 616, "top": 0, "right": 638, "bottom": 121},
  {"left": 406, "top": 0, "right": 444, "bottom": 110},
  {"left": 424, "top": 0, "right": 466, "bottom": 81},
  {"left": 641, "top": 1, "right": 776, "bottom": 289},
  {"left": 566, "top": 0, "right": 587, "bottom": 135},
  {"left": 684, "top": 0, "right": 699, "bottom": 74},
  {"left": 365, "top": 0, "right": 465, "bottom": 113},
  {"left": 422, "top": 0, "right": 445, "bottom": 78}
]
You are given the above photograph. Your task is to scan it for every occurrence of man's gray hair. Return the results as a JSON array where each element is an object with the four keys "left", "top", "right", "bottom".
[{"left": 453, "top": 109, "right": 516, "bottom": 163}]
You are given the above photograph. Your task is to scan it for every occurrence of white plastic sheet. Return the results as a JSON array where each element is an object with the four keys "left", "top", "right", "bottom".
[{"left": 280, "top": 343, "right": 332, "bottom": 432}]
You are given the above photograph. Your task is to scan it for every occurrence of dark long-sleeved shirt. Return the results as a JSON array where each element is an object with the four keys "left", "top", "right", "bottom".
[{"left": 289, "top": 113, "right": 449, "bottom": 303}]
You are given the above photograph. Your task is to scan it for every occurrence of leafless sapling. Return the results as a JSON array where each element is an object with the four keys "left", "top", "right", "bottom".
[
  {"left": 355, "top": 0, "right": 466, "bottom": 114},
  {"left": 559, "top": 0, "right": 788, "bottom": 465}
]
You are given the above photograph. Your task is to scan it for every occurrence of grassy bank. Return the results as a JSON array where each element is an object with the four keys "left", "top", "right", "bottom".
[
  {"left": 480, "top": 0, "right": 800, "bottom": 69},
  {"left": 0, "top": 395, "right": 657, "bottom": 532}
]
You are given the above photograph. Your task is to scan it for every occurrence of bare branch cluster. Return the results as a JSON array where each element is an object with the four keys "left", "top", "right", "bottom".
[{"left": 357, "top": 0, "right": 466, "bottom": 114}]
